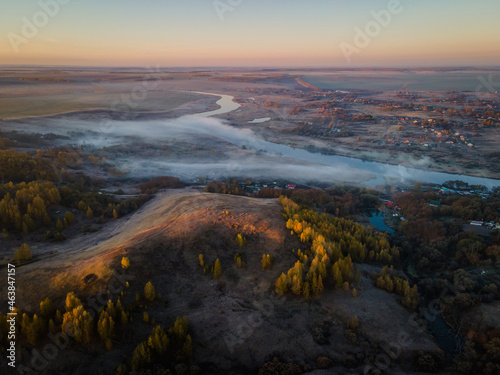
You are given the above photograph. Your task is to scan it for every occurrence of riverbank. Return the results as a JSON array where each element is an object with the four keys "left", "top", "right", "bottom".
[{"left": 262, "top": 131, "right": 500, "bottom": 183}]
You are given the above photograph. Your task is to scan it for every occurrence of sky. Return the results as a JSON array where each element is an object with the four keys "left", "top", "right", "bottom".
[{"left": 0, "top": 0, "right": 499, "bottom": 67}]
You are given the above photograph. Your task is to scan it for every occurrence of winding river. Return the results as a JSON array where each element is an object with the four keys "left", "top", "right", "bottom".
[{"left": 189, "top": 93, "right": 500, "bottom": 189}]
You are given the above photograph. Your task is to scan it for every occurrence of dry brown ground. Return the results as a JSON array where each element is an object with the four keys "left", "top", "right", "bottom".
[{"left": 0, "top": 190, "right": 449, "bottom": 374}]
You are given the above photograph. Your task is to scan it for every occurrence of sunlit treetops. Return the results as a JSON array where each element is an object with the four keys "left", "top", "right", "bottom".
[{"left": 276, "top": 196, "right": 399, "bottom": 300}]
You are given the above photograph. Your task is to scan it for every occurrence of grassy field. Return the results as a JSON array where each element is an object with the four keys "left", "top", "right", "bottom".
[{"left": 0, "top": 90, "right": 204, "bottom": 119}]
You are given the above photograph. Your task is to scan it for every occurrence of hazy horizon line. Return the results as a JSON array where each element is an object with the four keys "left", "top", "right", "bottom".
[{"left": 2, "top": 64, "right": 500, "bottom": 71}]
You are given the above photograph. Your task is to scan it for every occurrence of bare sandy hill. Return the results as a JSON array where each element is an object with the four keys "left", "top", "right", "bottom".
[{"left": 5, "top": 188, "right": 282, "bottom": 309}]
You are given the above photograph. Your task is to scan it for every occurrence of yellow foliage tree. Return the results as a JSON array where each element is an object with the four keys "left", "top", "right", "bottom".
[
  {"left": 62, "top": 305, "right": 93, "bottom": 344},
  {"left": 213, "top": 258, "right": 222, "bottom": 279},
  {"left": 121, "top": 257, "right": 130, "bottom": 269},
  {"left": 144, "top": 282, "right": 156, "bottom": 302},
  {"left": 13, "top": 243, "right": 32, "bottom": 264}
]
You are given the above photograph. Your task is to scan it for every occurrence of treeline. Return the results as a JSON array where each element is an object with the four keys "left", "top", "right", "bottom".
[
  {"left": 455, "top": 323, "right": 500, "bottom": 375},
  {"left": 140, "top": 176, "right": 185, "bottom": 194},
  {"left": 393, "top": 191, "right": 500, "bottom": 269},
  {"left": 0, "top": 150, "right": 153, "bottom": 240},
  {"left": 387, "top": 188, "right": 500, "bottom": 373},
  {"left": 59, "top": 185, "right": 149, "bottom": 221},
  {"left": 0, "top": 179, "right": 148, "bottom": 238},
  {"left": 275, "top": 196, "right": 398, "bottom": 300},
  {"left": 374, "top": 266, "right": 420, "bottom": 310},
  {"left": 0, "top": 181, "right": 60, "bottom": 234},
  {"left": 0, "top": 150, "right": 57, "bottom": 183},
  {"left": 211, "top": 182, "right": 380, "bottom": 218},
  {"left": 397, "top": 192, "right": 500, "bottom": 223},
  {"left": 0, "top": 278, "right": 193, "bottom": 373},
  {"left": 282, "top": 196, "right": 399, "bottom": 264},
  {"left": 131, "top": 316, "right": 193, "bottom": 371},
  {"left": 0, "top": 292, "right": 129, "bottom": 350},
  {"left": 204, "top": 180, "right": 245, "bottom": 195}
]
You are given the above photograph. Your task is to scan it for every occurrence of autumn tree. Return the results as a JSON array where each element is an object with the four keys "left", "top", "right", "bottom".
[
  {"left": 261, "top": 254, "right": 273, "bottom": 270},
  {"left": 131, "top": 342, "right": 151, "bottom": 371},
  {"left": 121, "top": 257, "right": 130, "bottom": 270},
  {"left": 347, "top": 316, "right": 360, "bottom": 331},
  {"left": 62, "top": 305, "right": 93, "bottom": 344},
  {"left": 275, "top": 273, "right": 288, "bottom": 296},
  {"left": 64, "top": 211, "right": 75, "bottom": 225},
  {"left": 13, "top": 243, "right": 32, "bottom": 264},
  {"left": 144, "top": 281, "right": 156, "bottom": 302},
  {"left": 56, "top": 218, "right": 64, "bottom": 232},
  {"left": 21, "top": 313, "right": 45, "bottom": 346},
  {"left": 97, "top": 311, "right": 115, "bottom": 350},
  {"left": 148, "top": 325, "right": 169, "bottom": 354},
  {"left": 120, "top": 310, "right": 128, "bottom": 325},
  {"left": 236, "top": 233, "right": 246, "bottom": 248},
  {"left": 233, "top": 253, "right": 245, "bottom": 268},
  {"left": 212, "top": 258, "right": 222, "bottom": 279},
  {"left": 40, "top": 297, "right": 56, "bottom": 318},
  {"left": 65, "top": 292, "right": 81, "bottom": 312}
]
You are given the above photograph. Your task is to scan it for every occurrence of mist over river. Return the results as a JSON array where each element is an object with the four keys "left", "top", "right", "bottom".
[{"left": 12, "top": 93, "right": 500, "bottom": 188}]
